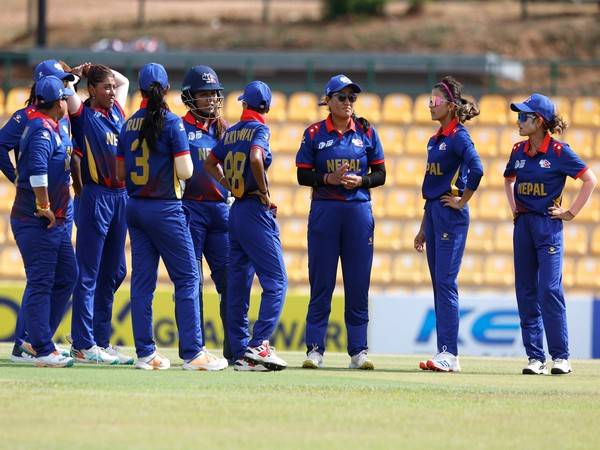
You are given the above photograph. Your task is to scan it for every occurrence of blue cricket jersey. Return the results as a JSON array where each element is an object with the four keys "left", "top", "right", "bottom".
[
  {"left": 70, "top": 100, "right": 126, "bottom": 188},
  {"left": 117, "top": 100, "right": 190, "bottom": 200},
  {"left": 181, "top": 112, "right": 228, "bottom": 202},
  {"left": 295, "top": 115, "right": 385, "bottom": 202},
  {"left": 209, "top": 110, "right": 271, "bottom": 199},
  {"left": 12, "top": 111, "right": 73, "bottom": 222},
  {"left": 503, "top": 133, "right": 588, "bottom": 216},
  {"left": 421, "top": 118, "right": 484, "bottom": 199},
  {"left": 0, "top": 106, "right": 38, "bottom": 183}
]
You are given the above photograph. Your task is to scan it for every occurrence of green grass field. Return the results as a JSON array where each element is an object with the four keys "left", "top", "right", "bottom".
[{"left": 0, "top": 343, "right": 598, "bottom": 450}]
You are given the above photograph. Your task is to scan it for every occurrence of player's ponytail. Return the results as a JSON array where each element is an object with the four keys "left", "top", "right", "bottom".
[
  {"left": 25, "top": 84, "right": 37, "bottom": 107},
  {"left": 544, "top": 115, "right": 568, "bottom": 135},
  {"left": 435, "top": 76, "right": 480, "bottom": 123},
  {"left": 140, "top": 82, "right": 168, "bottom": 152}
]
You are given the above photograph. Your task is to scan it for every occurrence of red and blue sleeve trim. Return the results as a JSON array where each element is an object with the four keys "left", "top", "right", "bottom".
[
  {"left": 296, "top": 163, "right": 314, "bottom": 169},
  {"left": 70, "top": 103, "right": 84, "bottom": 118},
  {"left": 574, "top": 167, "right": 589, "bottom": 179},
  {"left": 369, "top": 159, "right": 385, "bottom": 166},
  {"left": 173, "top": 150, "right": 190, "bottom": 157}
]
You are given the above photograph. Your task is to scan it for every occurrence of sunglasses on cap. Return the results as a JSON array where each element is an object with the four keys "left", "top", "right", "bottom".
[
  {"left": 429, "top": 95, "right": 450, "bottom": 108},
  {"left": 518, "top": 112, "right": 538, "bottom": 123},
  {"left": 332, "top": 93, "right": 357, "bottom": 103}
]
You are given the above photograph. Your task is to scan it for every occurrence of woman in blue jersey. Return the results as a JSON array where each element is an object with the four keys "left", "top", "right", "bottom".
[
  {"left": 296, "top": 74, "right": 386, "bottom": 370},
  {"left": 66, "top": 63, "right": 132, "bottom": 365},
  {"left": 0, "top": 60, "right": 76, "bottom": 363},
  {"left": 414, "top": 76, "right": 483, "bottom": 373},
  {"left": 116, "top": 63, "right": 227, "bottom": 371},
  {"left": 504, "top": 93, "right": 597, "bottom": 375},
  {"left": 180, "top": 65, "right": 231, "bottom": 362},
  {"left": 11, "top": 76, "right": 78, "bottom": 367}
]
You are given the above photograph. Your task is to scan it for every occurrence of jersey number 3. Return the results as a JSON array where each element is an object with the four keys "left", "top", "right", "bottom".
[
  {"left": 129, "top": 138, "right": 150, "bottom": 185},
  {"left": 224, "top": 151, "right": 246, "bottom": 197}
]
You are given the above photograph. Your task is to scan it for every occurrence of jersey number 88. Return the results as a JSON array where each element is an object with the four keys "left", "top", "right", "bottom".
[{"left": 224, "top": 151, "right": 246, "bottom": 198}]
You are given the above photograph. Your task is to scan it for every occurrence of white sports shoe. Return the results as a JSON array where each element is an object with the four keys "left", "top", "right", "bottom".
[
  {"left": 54, "top": 343, "right": 70, "bottom": 358},
  {"left": 302, "top": 349, "right": 324, "bottom": 369},
  {"left": 102, "top": 344, "right": 134, "bottom": 365},
  {"left": 522, "top": 358, "right": 548, "bottom": 375},
  {"left": 244, "top": 340, "right": 287, "bottom": 371},
  {"left": 233, "top": 358, "right": 271, "bottom": 372},
  {"left": 425, "top": 351, "right": 461, "bottom": 372},
  {"left": 551, "top": 358, "right": 572, "bottom": 375},
  {"left": 349, "top": 350, "right": 374, "bottom": 370},
  {"left": 183, "top": 348, "right": 228, "bottom": 371},
  {"left": 10, "top": 343, "right": 35, "bottom": 364},
  {"left": 135, "top": 352, "right": 170, "bottom": 370},
  {"left": 35, "top": 351, "right": 74, "bottom": 368},
  {"left": 70, "top": 345, "right": 119, "bottom": 365}
]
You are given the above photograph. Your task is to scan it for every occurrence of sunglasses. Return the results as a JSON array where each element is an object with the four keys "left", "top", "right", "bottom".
[
  {"left": 518, "top": 112, "right": 538, "bottom": 123},
  {"left": 428, "top": 95, "right": 450, "bottom": 108},
  {"left": 332, "top": 93, "right": 357, "bottom": 103}
]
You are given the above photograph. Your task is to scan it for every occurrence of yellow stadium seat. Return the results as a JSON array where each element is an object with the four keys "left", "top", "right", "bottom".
[
  {"left": 477, "top": 95, "right": 508, "bottom": 125},
  {"left": 401, "top": 220, "right": 423, "bottom": 250},
  {"left": 0, "top": 182, "right": 15, "bottom": 212},
  {"left": 466, "top": 194, "right": 480, "bottom": 219},
  {"left": 571, "top": 97, "right": 600, "bottom": 127},
  {"left": 283, "top": 251, "right": 307, "bottom": 283},
  {"left": 292, "top": 188, "right": 311, "bottom": 217},
  {"left": 477, "top": 190, "right": 511, "bottom": 220},
  {"left": 269, "top": 91, "right": 287, "bottom": 123},
  {"left": 413, "top": 94, "right": 433, "bottom": 124},
  {"left": 0, "top": 246, "right": 25, "bottom": 278},
  {"left": 0, "top": 89, "right": 5, "bottom": 117},
  {"left": 466, "top": 222, "right": 494, "bottom": 252},
  {"left": 376, "top": 125, "right": 404, "bottom": 155},
  {"left": 267, "top": 156, "right": 296, "bottom": 185},
  {"left": 0, "top": 213, "right": 8, "bottom": 244},
  {"left": 275, "top": 124, "right": 304, "bottom": 153},
  {"left": 371, "top": 254, "right": 393, "bottom": 284},
  {"left": 287, "top": 92, "right": 319, "bottom": 124},
  {"left": 595, "top": 133, "right": 600, "bottom": 158},
  {"left": 563, "top": 224, "right": 588, "bottom": 256},
  {"left": 374, "top": 220, "right": 402, "bottom": 251},
  {"left": 354, "top": 93, "right": 381, "bottom": 124},
  {"left": 165, "top": 90, "right": 188, "bottom": 117},
  {"left": 223, "top": 90, "right": 243, "bottom": 124},
  {"left": 127, "top": 91, "right": 143, "bottom": 116},
  {"left": 499, "top": 127, "right": 523, "bottom": 159},
  {"left": 370, "top": 189, "right": 387, "bottom": 219},
  {"left": 458, "top": 255, "right": 485, "bottom": 286},
  {"left": 573, "top": 192, "right": 599, "bottom": 223},
  {"left": 270, "top": 187, "right": 294, "bottom": 218},
  {"left": 5, "top": 87, "right": 31, "bottom": 113},
  {"left": 382, "top": 93, "right": 413, "bottom": 124},
  {"left": 280, "top": 218, "right": 307, "bottom": 250},
  {"left": 393, "top": 253, "right": 426, "bottom": 284},
  {"left": 565, "top": 128, "right": 594, "bottom": 159},
  {"left": 494, "top": 222, "right": 514, "bottom": 254},
  {"left": 470, "top": 126, "right": 499, "bottom": 157},
  {"left": 591, "top": 226, "right": 600, "bottom": 255},
  {"left": 551, "top": 96, "right": 572, "bottom": 125},
  {"left": 386, "top": 188, "right": 417, "bottom": 219},
  {"left": 484, "top": 254, "right": 514, "bottom": 286},
  {"left": 574, "top": 257, "right": 600, "bottom": 289},
  {"left": 394, "top": 157, "right": 424, "bottom": 187},
  {"left": 404, "top": 125, "right": 433, "bottom": 155}
]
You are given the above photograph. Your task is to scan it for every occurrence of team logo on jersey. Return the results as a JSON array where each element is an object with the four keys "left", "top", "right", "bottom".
[
  {"left": 441, "top": 232, "right": 450, "bottom": 241},
  {"left": 179, "top": 123, "right": 185, "bottom": 131},
  {"left": 368, "top": 236, "right": 374, "bottom": 246},
  {"left": 41, "top": 130, "right": 50, "bottom": 141},
  {"left": 427, "top": 145, "right": 433, "bottom": 152},
  {"left": 14, "top": 114, "right": 21, "bottom": 123},
  {"left": 439, "top": 143, "right": 447, "bottom": 151},
  {"left": 188, "top": 131, "right": 203, "bottom": 141},
  {"left": 548, "top": 246, "right": 557, "bottom": 254},
  {"left": 539, "top": 159, "right": 551, "bottom": 169},
  {"left": 202, "top": 72, "right": 218, "bottom": 84},
  {"left": 352, "top": 138, "right": 364, "bottom": 148},
  {"left": 318, "top": 139, "right": 334, "bottom": 150},
  {"left": 514, "top": 159, "right": 525, "bottom": 169}
]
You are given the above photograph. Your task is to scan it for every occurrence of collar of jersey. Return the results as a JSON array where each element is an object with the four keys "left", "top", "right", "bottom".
[
  {"left": 325, "top": 114, "right": 356, "bottom": 136},
  {"left": 435, "top": 117, "right": 459, "bottom": 137},
  {"left": 139, "top": 98, "right": 149, "bottom": 109},
  {"left": 524, "top": 133, "right": 551, "bottom": 156},
  {"left": 29, "top": 110, "right": 59, "bottom": 131},
  {"left": 183, "top": 112, "right": 213, "bottom": 131},
  {"left": 240, "top": 109, "right": 265, "bottom": 124}
]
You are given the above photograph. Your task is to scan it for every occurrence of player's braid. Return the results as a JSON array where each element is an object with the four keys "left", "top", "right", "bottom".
[
  {"left": 140, "top": 83, "right": 168, "bottom": 152},
  {"left": 215, "top": 118, "right": 227, "bottom": 140},
  {"left": 544, "top": 115, "right": 568, "bottom": 135},
  {"left": 352, "top": 113, "right": 371, "bottom": 132},
  {"left": 25, "top": 84, "right": 36, "bottom": 107}
]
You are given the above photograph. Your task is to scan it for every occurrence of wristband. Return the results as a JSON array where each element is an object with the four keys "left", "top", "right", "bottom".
[
  {"left": 218, "top": 175, "right": 225, "bottom": 183},
  {"left": 36, "top": 201, "right": 50, "bottom": 211}
]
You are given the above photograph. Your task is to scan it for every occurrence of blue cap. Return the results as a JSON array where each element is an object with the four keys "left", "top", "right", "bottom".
[
  {"left": 33, "top": 59, "right": 75, "bottom": 82},
  {"left": 510, "top": 93, "right": 556, "bottom": 123},
  {"left": 35, "top": 76, "right": 75, "bottom": 103},
  {"left": 138, "top": 63, "right": 169, "bottom": 91},
  {"left": 182, "top": 65, "right": 223, "bottom": 93},
  {"left": 238, "top": 81, "right": 271, "bottom": 111},
  {"left": 324, "top": 74, "right": 362, "bottom": 97}
]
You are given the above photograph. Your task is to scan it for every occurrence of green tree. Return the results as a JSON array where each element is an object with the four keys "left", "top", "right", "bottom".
[{"left": 323, "top": 0, "right": 388, "bottom": 19}]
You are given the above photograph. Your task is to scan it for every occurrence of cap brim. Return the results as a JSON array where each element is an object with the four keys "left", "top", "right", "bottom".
[
  {"left": 510, "top": 102, "right": 534, "bottom": 113},
  {"left": 58, "top": 73, "right": 76, "bottom": 82},
  {"left": 237, "top": 94, "right": 245, "bottom": 102}
]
